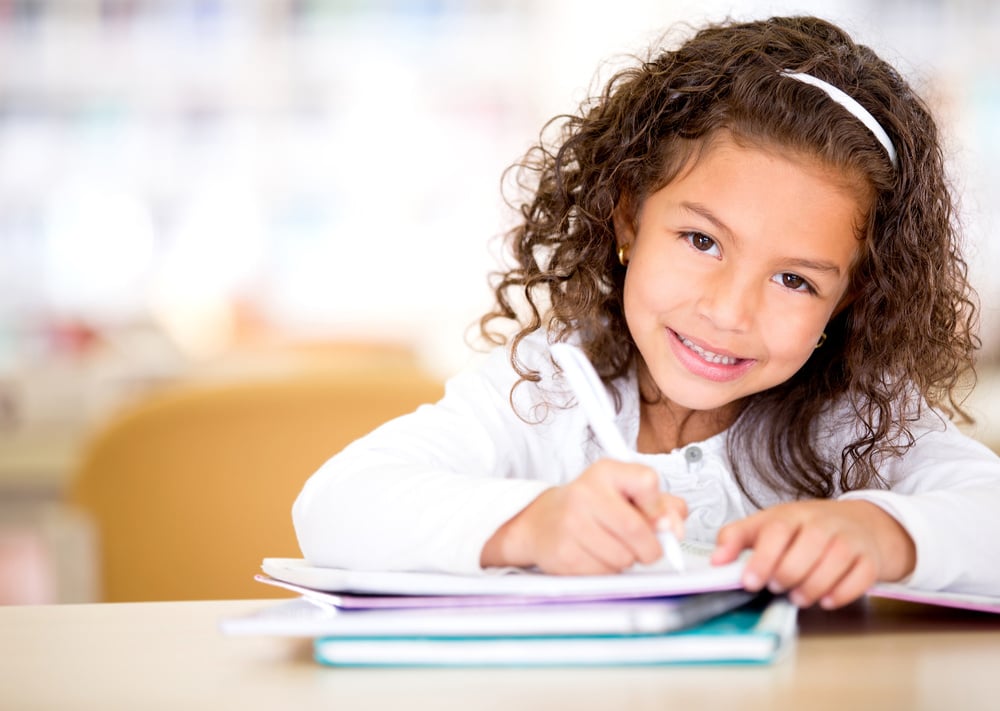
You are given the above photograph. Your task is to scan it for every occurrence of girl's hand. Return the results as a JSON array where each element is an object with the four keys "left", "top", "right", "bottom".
[
  {"left": 710, "top": 500, "right": 916, "bottom": 609},
  {"left": 480, "top": 459, "right": 688, "bottom": 574}
]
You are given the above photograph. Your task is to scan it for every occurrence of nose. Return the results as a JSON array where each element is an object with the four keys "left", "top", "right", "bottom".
[{"left": 695, "top": 270, "right": 757, "bottom": 332}]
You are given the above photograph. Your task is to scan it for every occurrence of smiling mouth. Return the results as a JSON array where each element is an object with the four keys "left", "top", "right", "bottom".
[{"left": 676, "top": 333, "right": 743, "bottom": 365}]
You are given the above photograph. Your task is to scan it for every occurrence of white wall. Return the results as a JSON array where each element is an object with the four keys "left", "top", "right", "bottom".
[{"left": 0, "top": 0, "right": 995, "bottom": 382}]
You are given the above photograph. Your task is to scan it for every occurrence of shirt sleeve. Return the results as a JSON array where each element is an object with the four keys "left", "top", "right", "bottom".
[
  {"left": 292, "top": 337, "right": 582, "bottom": 574},
  {"left": 838, "top": 415, "right": 1000, "bottom": 594}
]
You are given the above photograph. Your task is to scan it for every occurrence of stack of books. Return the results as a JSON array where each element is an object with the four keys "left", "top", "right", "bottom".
[{"left": 221, "top": 544, "right": 799, "bottom": 667}]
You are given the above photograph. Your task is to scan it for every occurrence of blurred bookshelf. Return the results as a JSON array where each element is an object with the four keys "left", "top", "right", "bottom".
[
  {"left": 0, "top": 0, "right": 997, "bottom": 603},
  {"left": 1, "top": 0, "right": 550, "bottom": 604},
  {"left": 0, "top": 0, "right": 997, "bottom": 403},
  {"left": 0, "top": 0, "right": 546, "bottom": 372}
]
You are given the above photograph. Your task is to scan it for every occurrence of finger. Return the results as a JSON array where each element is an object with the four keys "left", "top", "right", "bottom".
[
  {"left": 541, "top": 518, "right": 624, "bottom": 575},
  {"left": 768, "top": 525, "right": 834, "bottom": 594},
  {"left": 580, "top": 530, "right": 641, "bottom": 573},
  {"left": 742, "top": 519, "right": 799, "bottom": 593},
  {"left": 787, "top": 539, "right": 857, "bottom": 607},
  {"left": 580, "top": 472, "right": 664, "bottom": 566},
  {"left": 610, "top": 463, "right": 666, "bottom": 522},
  {"left": 591, "top": 494, "right": 663, "bottom": 565},
  {"left": 578, "top": 507, "right": 661, "bottom": 573},
  {"left": 656, "top": 496, "right": 687, "bottom": 540},
  {"left": 819, "top": 557, "right": 878, "bottom": 609},
  {"left": 710, "top": 514, "right": 766, "bottom": 566},
  {"left": 659, "top": 494, "right": 688, "bottom": 539},
  {"left": 562, "top": 463, "right": 662, "bottom": 566}
]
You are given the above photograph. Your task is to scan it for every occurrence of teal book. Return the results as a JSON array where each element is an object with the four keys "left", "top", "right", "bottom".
[{"left": 311, "top": 595, "right": 796, "bottom": 668}]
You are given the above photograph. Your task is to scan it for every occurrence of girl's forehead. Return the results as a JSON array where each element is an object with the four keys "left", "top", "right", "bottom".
[
  {"left": 643, "top": 134, "right": 866, "bottom": 267},
  {"left": 658, "top": 131, "right": 875, "bottom": 218}
]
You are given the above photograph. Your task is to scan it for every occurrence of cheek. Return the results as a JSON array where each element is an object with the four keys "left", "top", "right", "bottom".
[
  {"left": 759, "top": 307, "right": 827, "bottom": 364},
  {"left": 621, "top": 267, "right": 649, "bottom": 319},
  {"left": 623, "top": 258, "right": 688, "bottom": 312}
]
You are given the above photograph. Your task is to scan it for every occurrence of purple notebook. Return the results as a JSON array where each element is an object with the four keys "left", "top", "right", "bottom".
[
  {"left": 254, "top": 573, "right": 737, "bottom": 610},
  {"left": 867, "top": 584, "right": 1000, "bottom": 614},
  {"left": 259, "top": 549, "right": 746, "bottom": 605}
]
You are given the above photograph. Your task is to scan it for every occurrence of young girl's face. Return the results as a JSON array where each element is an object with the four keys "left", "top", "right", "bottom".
[{"left": 617, "top": 133, "right": 864, "bottom": 417}]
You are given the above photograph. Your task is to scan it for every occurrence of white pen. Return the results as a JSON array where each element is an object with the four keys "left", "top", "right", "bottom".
[{"left": 549, "top": 342, "right": 686, "bottom": 573}]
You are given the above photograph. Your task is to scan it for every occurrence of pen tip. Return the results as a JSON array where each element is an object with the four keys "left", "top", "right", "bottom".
[{"left": 658, "top": 531, "right": 686, "bottom": 573}]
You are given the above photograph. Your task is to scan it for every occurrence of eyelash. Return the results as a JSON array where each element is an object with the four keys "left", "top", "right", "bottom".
[
  {"left": 681, "top": 231, "right": 818, "bottom": 295},
  {"left": 682, "top": 231, "right": 720, "bottom": 256},
  {"left": 773, "top": 272, "right": 817, "bottom": 295}
]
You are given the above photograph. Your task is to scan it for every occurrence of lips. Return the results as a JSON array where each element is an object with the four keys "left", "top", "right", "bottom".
[
  {"left": 676, "top": 334, "right": 740, "bottom": 365},
  {"left": 667, "top": 328, "right": 756, "bottom": 382}
]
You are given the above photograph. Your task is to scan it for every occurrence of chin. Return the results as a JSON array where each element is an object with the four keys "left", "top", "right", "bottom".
[{"left": 659, "top": 388, "right": 744, "bottom": 413}]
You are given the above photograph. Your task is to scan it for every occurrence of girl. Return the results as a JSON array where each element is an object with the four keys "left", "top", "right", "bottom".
[{"left": 293, "top": 16, "right": 1000, "bottom": 608}]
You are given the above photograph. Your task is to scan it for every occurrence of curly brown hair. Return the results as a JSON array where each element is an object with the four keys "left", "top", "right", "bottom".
[{"left": 480, "top": 16, "right": 980, "bottom": 503}]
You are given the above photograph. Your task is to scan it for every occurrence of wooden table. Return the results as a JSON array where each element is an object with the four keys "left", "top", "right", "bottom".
[{"left": 1, "top": 597, "right": 999, "bottom": 710}]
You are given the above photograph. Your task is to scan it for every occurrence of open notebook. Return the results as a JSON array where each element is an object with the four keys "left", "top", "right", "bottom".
[
  {"left": 259, "top": 541, "right": 1000, "bottom": 614},
  {"left": 260, "top": 540, "right": 746, "bottom": 600}
]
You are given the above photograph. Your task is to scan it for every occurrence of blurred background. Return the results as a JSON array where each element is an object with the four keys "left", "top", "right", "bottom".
[{"left": 0, "top": 0, "right": 997, "bottom": 604}]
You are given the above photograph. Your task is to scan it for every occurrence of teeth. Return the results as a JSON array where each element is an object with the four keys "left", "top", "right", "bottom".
[{"left": 680, "top": 335, "right": 739, "bottom": 365}]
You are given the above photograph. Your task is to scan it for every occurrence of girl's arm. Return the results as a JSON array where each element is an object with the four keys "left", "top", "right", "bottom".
[
  {"left": 480, "top": 459, "right": 688, "bottom": 574},
  {"left": 292, "top": 341, "right": 559, "bottom": 573},
  {"left": 712, "top": 416, "right": 1000, "bottom": 605},
  {"left": 711, "top": 499, "right": 916, "bottom": 608},
  {"left": 835, "top": 419, "right": 1000, "bottom": 594},
  {"left": 293, "top": 334, "right": 689, "bottom": 575}
]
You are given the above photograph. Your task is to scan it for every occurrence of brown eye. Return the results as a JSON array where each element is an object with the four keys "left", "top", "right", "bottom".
[
  {"left": 780, "top": 273, "right": 806, "bottom": 290},
  {"left": 690, "top": 233, "right": 715, "bottom": 252}
]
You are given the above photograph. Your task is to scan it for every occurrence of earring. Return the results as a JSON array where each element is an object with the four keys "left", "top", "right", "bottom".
[
  {"left": 617, "top": 244, "right": 630, "bottom": 266},
  {"left": 815, "top": 332, "right": 827, "bottom": 349}
]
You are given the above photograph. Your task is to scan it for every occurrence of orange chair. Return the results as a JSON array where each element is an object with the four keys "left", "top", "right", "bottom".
[{"left": 67, "top": 356, "right": 442, "bottom": 602}]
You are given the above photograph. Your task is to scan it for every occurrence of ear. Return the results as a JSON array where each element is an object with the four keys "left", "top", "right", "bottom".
[
  {"left": 612, "top": 197, "right": 637, "bottom": 251},
  {"left": 832, "top": 288, "right": 856, "bottom": 318}
]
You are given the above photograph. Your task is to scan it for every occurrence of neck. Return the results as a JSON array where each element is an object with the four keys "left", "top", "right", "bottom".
[{"left": 634, "top": 369, "right": 741, "bottom": 454}]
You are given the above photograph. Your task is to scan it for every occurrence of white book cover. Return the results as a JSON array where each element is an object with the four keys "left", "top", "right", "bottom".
[
  {"left": 260, "top": 541, "right": 746, "bottom": 600},
  {"left": 219, "top": 589, "right": 756, "bottom": 638}
]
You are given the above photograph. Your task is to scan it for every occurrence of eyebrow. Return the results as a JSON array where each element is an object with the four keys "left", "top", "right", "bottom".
[{"left": 680, "top": 201, "right": 843, "bottom": 277}]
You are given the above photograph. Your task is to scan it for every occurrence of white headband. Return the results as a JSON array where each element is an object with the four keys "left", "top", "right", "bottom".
[{"left": 780, "top": 70, "right": 898, "bottom": 168}]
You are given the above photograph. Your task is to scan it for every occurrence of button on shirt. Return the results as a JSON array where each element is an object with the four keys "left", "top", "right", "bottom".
[
  {"left": 640, "top": 445, "right": 743, "bottom": 542},
  {"left": 685, "top": 445, "right": 703, "bottom": 466}
]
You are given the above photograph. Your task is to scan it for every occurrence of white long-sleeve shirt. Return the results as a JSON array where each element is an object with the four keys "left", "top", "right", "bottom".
[{"left": 293, "top": 331, "right": 1000, "bottom": 594}]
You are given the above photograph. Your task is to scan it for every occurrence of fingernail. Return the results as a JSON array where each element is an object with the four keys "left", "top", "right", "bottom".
[
  {"left": 820, "top": 596, "right": 835, "bottom": 610},
  {"left": 656, "top": 516, "right": 684, "bottom": 539},
  {"left": 768, "top": 580, "right": 785, "bottom": 594},
  {"left": 742, "top": 572, "right": 761, "bottom": 591},
  {"left": 790, "top": 591, "right": 807, "bottom": 607}
]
